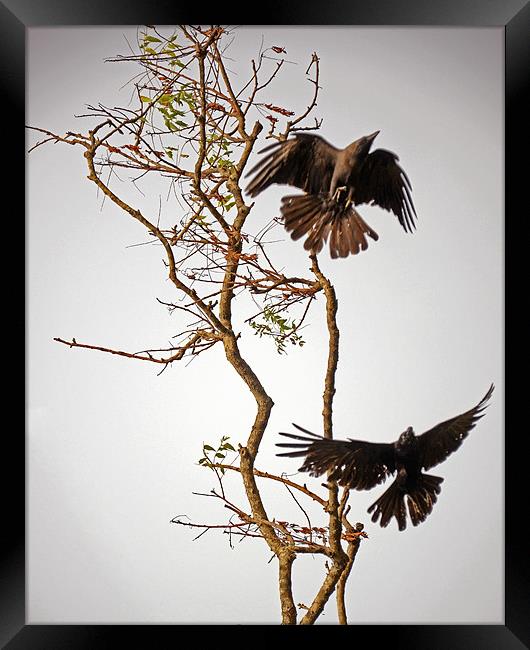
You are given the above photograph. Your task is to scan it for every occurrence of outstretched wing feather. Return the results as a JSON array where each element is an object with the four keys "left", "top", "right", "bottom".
[
  {"left": 353, "top": 148, "right": 417, "bottom": 233},
  {"left": 416, "top": 384, "right": 494, "bottom": 471},
  {"left": 276, "top": 424, "right": 396, "bottom": 490},
  {"left": 245, "top": 134, "right": 338, "bottom": 197}
]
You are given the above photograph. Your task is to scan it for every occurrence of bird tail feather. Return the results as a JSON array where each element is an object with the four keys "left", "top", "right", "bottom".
[
  {"left": 367, "top": 472, "right": 444, "bottom": 531},
  {"left": 280, "top": 194, "right": 379, "bottom": 258}
]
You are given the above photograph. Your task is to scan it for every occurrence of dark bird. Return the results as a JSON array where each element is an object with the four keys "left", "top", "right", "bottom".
[
  {"left": 245, "top": 131, "right": 416, "bottom": 258},
  {"left": 276, "top": 384, "right": 494, "bottom": 531}
]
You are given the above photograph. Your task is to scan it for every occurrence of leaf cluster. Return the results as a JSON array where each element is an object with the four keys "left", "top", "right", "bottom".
[
  {"left": 198, "top": 435, "right": 237, "bottom": 475},
  {"left": 249, "top": 305, "right": 305, "bottom": 354}
]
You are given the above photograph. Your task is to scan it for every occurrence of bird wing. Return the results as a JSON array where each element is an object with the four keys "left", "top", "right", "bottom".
[
  {"left": 245, "top": 134, "right": 339, "bottom": 197},
  {"left": 416, "top": 384, "right": 494, "bottom": 471},
  {"left": 276, "top": 423, "right": 396, "bottom": 490},
  {"left": 353, "top": 148, "right": 417, "bottom": 233}
]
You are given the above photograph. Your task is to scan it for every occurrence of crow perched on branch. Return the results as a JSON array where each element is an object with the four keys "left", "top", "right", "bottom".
[
  {"left": 276, "top": 384, "right": 494, "bottom": 531},
  {"left": 245, "top": 131, "right": 416, "bottom": 258}
]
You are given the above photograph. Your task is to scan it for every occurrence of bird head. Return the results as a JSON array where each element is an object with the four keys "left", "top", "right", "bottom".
[
  {"left": 398, "top": 426, "right": 415, "bottom": 445},
  {"left": 346, "top": 130, "right": 379, "bottom": 163},
  {"left": 361, "top": 130, "right": 380, "bottom": 151},
  {"left": 366, "top": 130, "right": 380, "bottom": 142}
]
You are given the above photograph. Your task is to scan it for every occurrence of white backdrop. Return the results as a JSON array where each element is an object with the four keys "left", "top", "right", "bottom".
[{"left": 28, "top": 26, "right": 503, "bottom": 623}]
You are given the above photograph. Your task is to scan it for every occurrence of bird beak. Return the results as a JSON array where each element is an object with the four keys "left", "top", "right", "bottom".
[{"left": 366, "top": 130, "right": 380, "bottom": 143}]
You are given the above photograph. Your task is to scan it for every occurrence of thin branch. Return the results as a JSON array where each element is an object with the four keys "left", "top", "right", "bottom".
[
  {"left": 283, "top": 481, "right": 313, "bottom": 543},
  {"left": 53, "top": 332, "right": 218, "bottom": 364},
  {"left": 336, "top": 531, "right": 364, "bottom": 625},
  {"left": 192, "top": 41, "right": 232, "bottom": 236},
  {"left": 299, "top": 253, "right": 348, "bottom": 625},
  {"left": 83, "top": 137, "right": 228, "bottom": 335},
  {"left": 309, "top": 254, "right": 339, "bottom": 440},
  {"left": 286, "top": 53, "right": 321, "bottom": 133},
  {"left": 210, "top": 463, "right": 326, "bottom": 507}
]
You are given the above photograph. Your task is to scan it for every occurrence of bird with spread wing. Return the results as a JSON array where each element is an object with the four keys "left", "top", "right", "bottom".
[
  {"left": 276, "top": 384, "right": 494, "bottom": 530},
  {"left": 245, "top": 131, "right": 416, "bottom": 258}
]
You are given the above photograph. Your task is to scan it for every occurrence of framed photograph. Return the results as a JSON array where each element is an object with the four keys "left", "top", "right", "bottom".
[{"left": 7, "top": 0, "right": 522, "bottom": 644}]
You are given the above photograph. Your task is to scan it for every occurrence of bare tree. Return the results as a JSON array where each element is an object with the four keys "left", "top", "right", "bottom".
[{"left": 28, "top": 25, "right": 367, "bottom": 625}]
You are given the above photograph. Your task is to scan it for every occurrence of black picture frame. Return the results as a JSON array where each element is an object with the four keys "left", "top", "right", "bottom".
[{"left": 9, "top": 0, "right": 522, "bottom": 644}]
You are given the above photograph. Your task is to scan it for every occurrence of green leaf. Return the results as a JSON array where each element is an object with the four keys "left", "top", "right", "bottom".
[
  {"left": 159, "top": 94, "right": 174, "bottom": 105},
  {"left": 143, "top": 35, "right": 162, "bottom": 43},
  {"left": 140, "top": 95, "right": 151, "bottom": 103},
  {"left": 203, "top": 444, "right": 215, "bottom": 451},
  {"left": 223, "top": 443, "right": 235, "bottom": 451},
  {"left": 164, "top": 119, "right": 178, "bottom": 132}
]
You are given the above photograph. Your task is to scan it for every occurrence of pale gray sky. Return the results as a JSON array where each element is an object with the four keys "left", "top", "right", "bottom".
[{"left": 27, "top": 26, "right": 503, "bottom": 624}]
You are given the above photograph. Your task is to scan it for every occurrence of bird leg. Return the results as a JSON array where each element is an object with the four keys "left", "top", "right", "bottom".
[{"left": 332, "top": 185, "right": 348, "bottom": 201}]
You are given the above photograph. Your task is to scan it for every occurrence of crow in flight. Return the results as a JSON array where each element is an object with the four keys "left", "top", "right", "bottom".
[
  {"left": 245, "top": 131, "right": 416, "bottom": 258},
  {"left": 276, "top": 384, "right": 494, "bottom": 530}
]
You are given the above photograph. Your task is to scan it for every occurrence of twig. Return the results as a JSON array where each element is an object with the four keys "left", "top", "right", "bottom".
[
  {"left": 210, "top": 463, "right": 326, "bottom": 507},
  {"left": 53, "top": 332, "right": 218, "bottom": 364}
]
